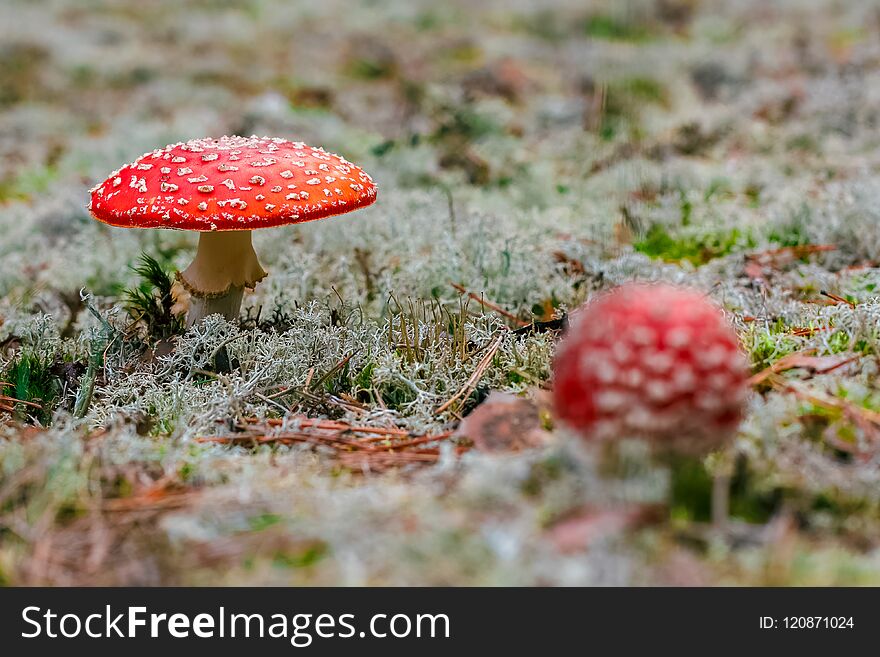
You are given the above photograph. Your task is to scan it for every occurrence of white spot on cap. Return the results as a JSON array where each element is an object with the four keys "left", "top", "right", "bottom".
[
  {"left": 197, "top": 185, "right": 214, "bottom": 193},
  {"left": 644, "top": 351, "right": 675, "bottom": 373},
  {"left": 621, "top": 367, "right": 644, "bottom": 387},
  {"left": 217, "top": 198, "right": 247, "bottom": 210},
  {"left": 630, "top": 326, "right": 656, "bottom": 346},
  {"left": 588, "top": 355, "right": 617, "bottom": 383},
  {"left": 671, "top": 366, "right": 696, "bottom": 392},
  {"left": 700, "top": 345, "right": 729, "bottom": 369},
  {"left": 666, "top": 327, "right": 691, "bottom": 349},
  {"left": 595, "top": 389, "right": 629, "bottom": 412},
  {"left": 645, "top": 380, "right": 672, "bottom": 403},
  {"left": 611, "top": 342, "right": 632, "bottom": 364}
]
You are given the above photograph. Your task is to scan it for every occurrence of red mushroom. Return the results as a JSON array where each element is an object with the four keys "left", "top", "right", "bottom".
[
  {"left": 553, "top": 283, "right": 750, "bottom": 526},
  {"left": 89, "top": 135, "right": 377, "bottom": 327},
  {"left": 553, "top": 283, "right": 748, "bottom": 452}
]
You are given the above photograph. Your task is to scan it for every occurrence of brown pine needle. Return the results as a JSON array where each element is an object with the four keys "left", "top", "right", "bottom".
[
  {"left": 450, "top": 282, "right": 529, "bottom": 327},
  {"left": 202, "top": 415, "right": 456, "bottom": 459},
  {"left": 197, "top": 432, "right": 455, "bottom": 453},
  {"left": 436, "top": 334, "right": 504, "bottom": 414},
  {"left": 240, "top": 416, "right": 412, "bottom": 436},
  {"left": 0, "top": 395, "right": 42, "bottom": 409},
  {"left": 819, "top": 290, "right": 856, "bottom": 308},
  {"left": 749, "top": 349, "right": 857, "bottom": 386}
]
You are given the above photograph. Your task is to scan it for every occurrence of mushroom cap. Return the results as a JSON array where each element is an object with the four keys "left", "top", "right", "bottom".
[
  {"left": 88, "top": 135, "right": 377, "bottom": 231},
  {"left": 553, "top": 283, "right": 749, "bottom": 453}
]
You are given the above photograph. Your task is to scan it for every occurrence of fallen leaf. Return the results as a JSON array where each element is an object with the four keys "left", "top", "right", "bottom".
[
  {"left": 453, "top": 391, "right": 551, "bottom": 452},
  {"left": 546, "top": 505, "right": 662, "bottom": 553}
]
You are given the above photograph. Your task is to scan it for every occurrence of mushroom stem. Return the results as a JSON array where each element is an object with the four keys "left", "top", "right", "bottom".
[
  {"left": 185, "top": 287, "right": 244, "bottom": 328},
  {"left": 711, "top": 472, "right": 730, "bottom": 529},
  {"left": 178, "top": 230, "right": 267, "bottom": 327}
]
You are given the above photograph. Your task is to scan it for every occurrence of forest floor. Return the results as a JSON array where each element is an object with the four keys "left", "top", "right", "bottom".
[{"left": 4, "top": 0, "right": 880, "bottom": 585}]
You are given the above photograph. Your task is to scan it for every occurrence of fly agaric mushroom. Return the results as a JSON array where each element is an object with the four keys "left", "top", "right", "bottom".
[
  {"left": 88, "top": 135, "right": 377, "bottom": 327},
  {"left": 553, "top": 283, "right": 749, "bottom": 526},
  {"left": 553, "top": 283, "right": 748, "bottom": 452}
]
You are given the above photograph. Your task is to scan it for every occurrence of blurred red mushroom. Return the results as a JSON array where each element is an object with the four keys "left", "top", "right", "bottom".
[
  {"left": 552, "top": 283, "right": 749, "bottom": 525},
  {"left": 89, "top": 135, "right": 377, "bottom": 327},
  {"left": 553, "top": 282, "right": 748, "bottom": 450}
]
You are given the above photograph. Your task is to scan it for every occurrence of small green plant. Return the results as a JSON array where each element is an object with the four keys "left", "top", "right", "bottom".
[
  {"left": 123, "top": 253, "right": 184, "bottom": 341},
  {"left": 1, "top": 353, "right": 60, "bottom": 425}
]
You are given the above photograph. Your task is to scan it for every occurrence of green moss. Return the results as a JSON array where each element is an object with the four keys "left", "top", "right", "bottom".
[
  {"left": 621, "top": 76, "right": 669, "bottom": 106},
  {"left": 746, "top": 321, "right": 801, "bottom": 370},
  {"left": 272, "top": 542, "right": 328, "bottom": 569},
  {"left": 249, "top": 513, "right": 282, "bottom": 532},
  {"left": 633, "top": 224, "right": 751, "bottom": 266},
  {"left": 826, "top": 330, "right": 852, "bottom": 354},
  {"left": 584, "top": 14, "right": 656, "bottom": 42},
  {"left": 1, "top": 353, "right": 61, "bottom": 425},
  {"left": 767, "top": 204, "right": 813, "bottom": 247},
  {"left": 0, "top": 165, "right": 58, "bottom": 203},
  {"left": 431, "top": 104, "right": 501, "bottom": 144},
  {"left": 123, "top": 253, "right": 184, "bottom": 341}
]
